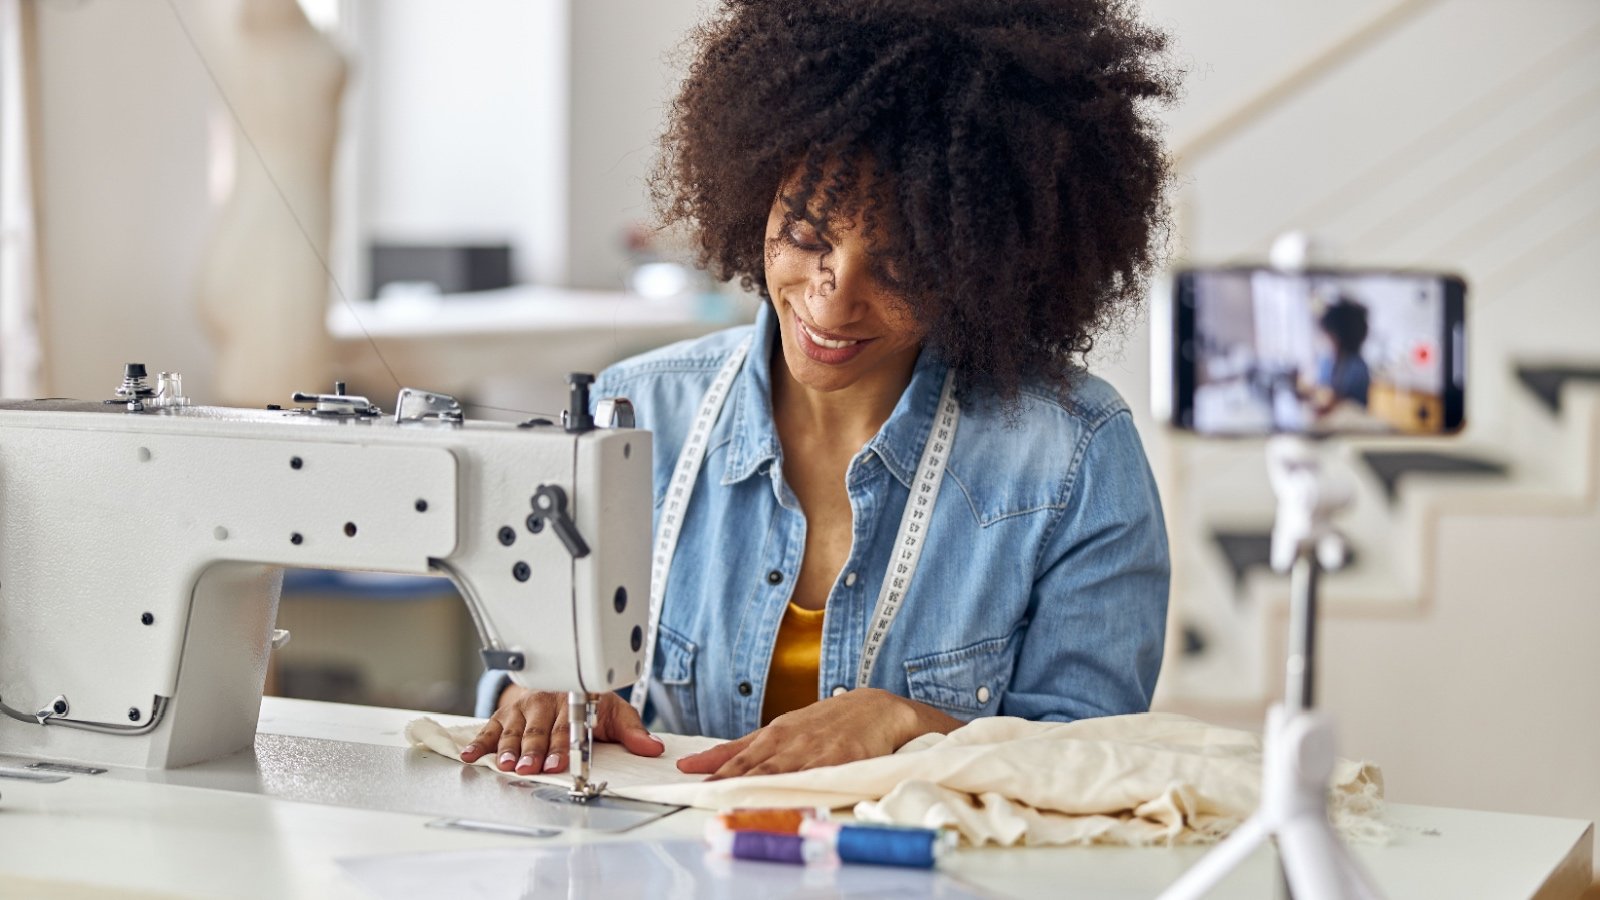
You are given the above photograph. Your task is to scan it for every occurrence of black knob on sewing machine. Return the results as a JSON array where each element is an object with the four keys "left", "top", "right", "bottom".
[{"left": 565, "top": 373, "right": 595, "bottom": 434}]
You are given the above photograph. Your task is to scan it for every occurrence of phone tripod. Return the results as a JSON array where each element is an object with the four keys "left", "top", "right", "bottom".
[{"left": 1160, "top": 435, "right": 1383, "bottom": 900}]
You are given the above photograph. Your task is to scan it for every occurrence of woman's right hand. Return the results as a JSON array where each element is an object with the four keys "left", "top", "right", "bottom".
[{"left": 459, "top": 686, "right": 664, "bottom": 775}]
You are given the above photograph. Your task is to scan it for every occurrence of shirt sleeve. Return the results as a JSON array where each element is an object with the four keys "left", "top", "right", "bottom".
[
  {"left": 474, "top": 670, "right": 513, "bottom": 718},
  {"left": 1001, "top": 409, "right": 1170, "bottom": 722}
]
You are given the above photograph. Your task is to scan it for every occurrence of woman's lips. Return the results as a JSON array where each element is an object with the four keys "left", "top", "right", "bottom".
[{"left": 792, "top": 308, "right": 873, "bottom": 365}]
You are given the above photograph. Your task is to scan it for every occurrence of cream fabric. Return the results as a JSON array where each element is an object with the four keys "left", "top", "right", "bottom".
[
  {"left": 406, "top": 712, "right": 1385, "bottom": 848},
  {"left": 404, "top": 718, "right": 721, "bottom": 793}
]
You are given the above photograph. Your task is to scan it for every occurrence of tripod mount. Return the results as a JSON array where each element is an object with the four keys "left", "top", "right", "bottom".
[{"left": 1160, "top": 435, "right": 1382, "bottom": 900}]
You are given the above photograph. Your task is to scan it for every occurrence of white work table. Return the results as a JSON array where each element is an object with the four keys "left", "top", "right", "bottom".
[
  {"left": 0, "top": 697, "right": 1590, "bottom": 898},
  {"left": 324, "top": 286, "right": 753, "bottom": 414}
]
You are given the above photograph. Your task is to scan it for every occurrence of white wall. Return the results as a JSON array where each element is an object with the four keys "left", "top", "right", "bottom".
[
  {"left": 1322, "top": 502, "right": 1600, "bottom": 827},
  {"left": 32, "top": 0, "right": 216, "bottom": 400},
  {"left": 355, "top": 0, "right": 568, "bottom": 287},
  {"left": 351, "top": 0, "right": 704, "bottom": 292},
  {"left": 564, "top": 0, "right": 706, "bottom": 289}
]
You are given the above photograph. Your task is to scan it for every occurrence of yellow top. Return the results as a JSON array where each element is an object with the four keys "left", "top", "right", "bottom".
[{"left": 761, "top": 601, "right": 827, "bottom": 725}]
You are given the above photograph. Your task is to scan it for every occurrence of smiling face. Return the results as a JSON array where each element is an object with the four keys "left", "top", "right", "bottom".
[{"left": 763, "top": 190, "right": 926, "bottom": 397}]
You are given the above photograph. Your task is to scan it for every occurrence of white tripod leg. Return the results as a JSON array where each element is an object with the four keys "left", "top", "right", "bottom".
[
  {"left": 1327, "top": 824, "right": 1384, "bottom": 900},
  {"left": 1278, "top": 816, "right": 1363, "bottom": 900},
  {"left": 1158, "top": 816, "right": 1271, "bottom": 900}
]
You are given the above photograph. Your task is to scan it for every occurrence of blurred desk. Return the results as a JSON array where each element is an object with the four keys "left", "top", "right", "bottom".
[
  {"left": 0, "top": 698, "right": 1591, "bottom": 898},
  {"left": 267, "top": 571, "right": 475, "bottom": 715},
  {"left": 327, "top": 286, "right": 753, "bottom": 417}
]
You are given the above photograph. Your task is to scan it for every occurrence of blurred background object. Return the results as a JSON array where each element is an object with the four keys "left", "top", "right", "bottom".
[
  {"left": 195, "top": 0, "right": 345, "bottom": 409},
  {"left": 369, "top": 243, "right": 513, "bottom": 298},
  {"left": 5, "top": 0, "right": 1598, "bottom": 885}
]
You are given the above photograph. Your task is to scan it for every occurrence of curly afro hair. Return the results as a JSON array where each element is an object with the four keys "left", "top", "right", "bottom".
[{"left": 653, "top": 0, "right": 1179, "bottom": 402}]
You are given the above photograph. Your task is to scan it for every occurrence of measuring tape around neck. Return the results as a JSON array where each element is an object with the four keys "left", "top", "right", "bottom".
[
  {"left": 855, "top": 368, "right": 958, "bottom": 688},
  {"left": 631, "top": 335, "right": 752, "bottom": 715},
  {"left": 629, "top": 337, "right": 960, "bottom": 715}
]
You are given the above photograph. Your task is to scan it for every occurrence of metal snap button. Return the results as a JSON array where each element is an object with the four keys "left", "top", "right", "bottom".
[
  {"left": 976, "top": 685, "right": 991, "bottom": 704},
  {"left": 738, "top": 681, "right": 753, "bottom": 696},
  {"left": 844, "top": 572, "right": 858, "bottom": 587},
  {"left": 831, "top": 685, "right": 848, "bottom": 697},
  {"left": 766, "top": 570, "right": 783, "bottom": 585}
]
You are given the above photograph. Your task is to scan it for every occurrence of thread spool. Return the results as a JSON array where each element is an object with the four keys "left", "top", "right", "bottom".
[
  {"left": 801, "top": 821, "right": 955, "bottom": 869},
  {"left": 705, "top": 826, "right": 829, "bottom": 865},
  {"left": 715, "top": 807, "right": 826, "bottom": 834}
]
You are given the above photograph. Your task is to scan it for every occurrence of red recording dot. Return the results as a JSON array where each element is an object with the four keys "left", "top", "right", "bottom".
[{"left": 1413, "top": 343, "right": 1434, "bottom": 366}]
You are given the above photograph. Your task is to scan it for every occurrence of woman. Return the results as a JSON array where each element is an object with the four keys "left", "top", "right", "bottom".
[
  {"left": 464, "top": 0, "right": 1176, "bottom": 780},
  {"left": 1315, "top": 298, "right": 1373, "bottom": 411}
]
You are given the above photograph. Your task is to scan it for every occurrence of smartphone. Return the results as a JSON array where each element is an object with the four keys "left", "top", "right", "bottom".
[{"left": 1154, "top": 266, "right": 1467, "bottom": 436}]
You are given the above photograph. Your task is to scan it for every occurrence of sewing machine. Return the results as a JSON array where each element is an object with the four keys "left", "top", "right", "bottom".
[{"left": 0, "top": 364, "right": 649, "bottom": 802}]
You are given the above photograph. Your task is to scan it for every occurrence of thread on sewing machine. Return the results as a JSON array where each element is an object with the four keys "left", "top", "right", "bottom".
[
  {"left": 715, "top": 807, "right": 826, "bottom": 834},
  {"left": 799, "top": 821, "right": 954, "bottom": 869}
]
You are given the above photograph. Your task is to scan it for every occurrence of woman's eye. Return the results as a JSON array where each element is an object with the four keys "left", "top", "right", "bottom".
[
  {"left": 784, "top": 223, "right": 828, "bottom": 252},
  {"left": 874, "top": 260, "right": 906, "bottom": 287}
]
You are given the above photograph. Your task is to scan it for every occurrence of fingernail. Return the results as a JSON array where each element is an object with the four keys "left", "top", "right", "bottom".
[
  {"left": 499, "top": 751, "right": 516, "bottom": 767},
  {"left": 462, "top": 743, "right": 478, "bottom": 757},
  {"left": 647, "top": 733, "right": 664, "bottom": 746},
  {"left": 517, "top": 755, "right": 535, "bottom": 772},
  {"left": 544, "top": 753, "right": 561, "bottom": 772}
]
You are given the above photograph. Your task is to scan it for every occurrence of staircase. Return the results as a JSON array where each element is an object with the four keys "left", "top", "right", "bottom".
[{"left": 1158, "top": 372, "right": 1600, "bottom": 714}]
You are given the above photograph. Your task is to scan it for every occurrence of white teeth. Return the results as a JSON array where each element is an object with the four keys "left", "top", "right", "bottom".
[{"left": 800, "top": 320, "right": 860, "bottom": 349}]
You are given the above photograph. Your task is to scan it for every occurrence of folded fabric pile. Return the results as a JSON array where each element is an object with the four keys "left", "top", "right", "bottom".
[{"left": 406, "top": 711, "right": 1385, "bottom": 848}]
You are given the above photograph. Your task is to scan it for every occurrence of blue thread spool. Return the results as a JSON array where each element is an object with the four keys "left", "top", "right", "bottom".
[{"left": 803, "top": 822, "right": 952, "bottom": 869}]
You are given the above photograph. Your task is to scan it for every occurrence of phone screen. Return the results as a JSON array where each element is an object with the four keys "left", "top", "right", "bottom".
[{"left": 1171, "top": 268, "right": 1465, "bottom": 436}]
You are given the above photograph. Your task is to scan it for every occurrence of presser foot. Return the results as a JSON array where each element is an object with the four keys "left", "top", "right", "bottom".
[{"left": 566, "top": 777, "right": 609, "bottom": 803}]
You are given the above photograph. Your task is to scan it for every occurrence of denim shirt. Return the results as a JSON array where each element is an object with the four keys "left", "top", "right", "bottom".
[{"left": 478, "top": 303, "right": 1169, "bottom": 739}]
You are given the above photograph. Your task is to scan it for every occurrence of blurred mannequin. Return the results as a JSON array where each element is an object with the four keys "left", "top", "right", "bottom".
[{"left": 197, "top": 0, "right": 345, "bottom": 408}]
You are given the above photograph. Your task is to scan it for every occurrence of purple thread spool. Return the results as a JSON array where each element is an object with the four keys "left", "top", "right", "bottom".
[
  {"left": 731, "top": 831, "right": 809, "bottom": 864},
  {"left": 705, "top": 827, "right": 829, "bottom": 865}
]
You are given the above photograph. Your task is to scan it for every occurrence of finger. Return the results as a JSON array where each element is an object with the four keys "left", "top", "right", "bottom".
[
  {"left": 461, "top": 717, "right": 503, "bottom": 763},
  {"left": 494, "top": 708, "right": 527, "bottom": 772},
  {"left": 535, "top": 708, "right": 571, "bottom": 775},
  {"left": 709, "top": 742, "right": 776, "bottom": 781},
  {"left": 543, "top": 747, "right": 569, "bottom": 774},
  {"left": 676, "top": 733, "right": 755, "bottom": 774},
  {"left": 596, "top": 696, "right": 665, "bottom": 758},
  {"left": 515, "top": 699, "right": 563, "bottom": 775},
  {"left": 738, "top": 756, "right": 795, "bottom": 778}
]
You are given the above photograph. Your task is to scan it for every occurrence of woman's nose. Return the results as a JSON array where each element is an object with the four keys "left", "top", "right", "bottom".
[{"left": 806, "top": 249, "right": 875, "bottom": 324}]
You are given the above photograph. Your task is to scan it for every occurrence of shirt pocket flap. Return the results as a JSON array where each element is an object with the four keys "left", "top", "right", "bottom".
[
  {"left": 903, "top": 633, "right": 1017, "bottom": 716},
  {"left": 655, "top": 624, "right": 697, "bottom": 686}
]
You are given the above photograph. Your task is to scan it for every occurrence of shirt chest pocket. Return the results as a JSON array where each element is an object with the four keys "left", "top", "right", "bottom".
[
  {"left": 903, "top": 633, "right": 1018, "bottom": 721},
  {"left": 649, "top": 623, "right": 700, "bottom": 735}
]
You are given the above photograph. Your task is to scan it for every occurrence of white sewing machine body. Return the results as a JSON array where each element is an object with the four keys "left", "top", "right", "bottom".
[{"left": 0, "top": 380, "right": 650, "bottom": 773}]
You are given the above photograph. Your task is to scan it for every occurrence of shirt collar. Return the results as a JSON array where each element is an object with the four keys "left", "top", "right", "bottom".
[
  {"left": 720, "top": 303, "right": 784, "bottom": 485},
  {"left": 866, "top": 347, "right": 947, "bottom": 489},
  {"left": 720, "top": 303, "right": 949, "bottom": 490}
]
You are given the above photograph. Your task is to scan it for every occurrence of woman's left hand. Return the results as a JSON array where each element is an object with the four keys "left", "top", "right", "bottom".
[{"left": 675, "top": 688, "right": 961, "bottom": 780}]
